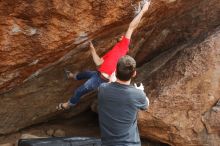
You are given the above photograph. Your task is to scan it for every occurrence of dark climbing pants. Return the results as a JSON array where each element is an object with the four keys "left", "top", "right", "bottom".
[{"left": 68, "top": 71, "right": 106, "bottom": 106}]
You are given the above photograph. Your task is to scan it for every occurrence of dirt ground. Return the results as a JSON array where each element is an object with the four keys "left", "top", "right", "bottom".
[{"left": 0, "top": 110, "right": 168, "bottom": 146}]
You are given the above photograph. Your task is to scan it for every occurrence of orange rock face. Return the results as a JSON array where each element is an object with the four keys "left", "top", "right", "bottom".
[
  {"left": 137, "top": 29, "right": 220, "bottom": 145},
  {"left": 0, "top": 0, "right": 220, "bottom": 145},
  {"left": 0, "top": 0, "right": 137, "bottom": 94}
]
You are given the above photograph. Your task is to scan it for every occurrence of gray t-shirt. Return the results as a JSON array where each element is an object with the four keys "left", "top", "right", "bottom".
[{"left": 98, "top": 82, "right": 149, "bottom": 146}]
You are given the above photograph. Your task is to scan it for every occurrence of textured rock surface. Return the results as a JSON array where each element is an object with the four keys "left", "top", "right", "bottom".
[
  {"left": 0, "top": 0, "right": 138, "bottom": 134},
  {"left": 0, "top": 0, "right": 136, "bottom": 94},
  {"left": 137, "top": 28, "right": 220, "bottom": 145},
  {"left": 0, "top": 0, "right": 220, "bottom": 145},
  {"left": 0, "top": 144, "right": 13, "bottom": 146},
  {"left": 1, "top": 0, "right": 220, "bottom": 94}
]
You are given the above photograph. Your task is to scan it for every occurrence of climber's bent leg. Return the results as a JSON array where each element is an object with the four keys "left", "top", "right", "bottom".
[
  {"left": 75, "top": 71, "right": 97, "bottom": 80},
  {"left": 68, "top": 71, "right": 104, "bottom": 106}
]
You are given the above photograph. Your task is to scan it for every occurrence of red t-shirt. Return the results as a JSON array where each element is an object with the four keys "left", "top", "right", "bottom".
[{"left": 99, "top": 36, "right": 130, "bottom": 76}]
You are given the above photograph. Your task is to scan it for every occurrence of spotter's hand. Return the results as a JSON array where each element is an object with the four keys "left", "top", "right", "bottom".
[{"left": 134, "top": 83, "right": 144, "bottom": 91}]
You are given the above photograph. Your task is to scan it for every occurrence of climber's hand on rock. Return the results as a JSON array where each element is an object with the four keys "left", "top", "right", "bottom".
[
  {"left": 89, "top": 41, "right": 94, "bottom": 49},
  {"left": 89, "top": 41, "right": 96, "bottom": 53},
  {"left": 142, "top": 0, "right": 151, "bottom": 12},
  {"left": 134, "top": 83, "right": 144, "bottom": 91}
]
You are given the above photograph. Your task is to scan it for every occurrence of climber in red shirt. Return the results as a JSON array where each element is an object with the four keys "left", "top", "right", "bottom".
[{"left": 57, "top": 0, "right": 151, "bottom": 110}]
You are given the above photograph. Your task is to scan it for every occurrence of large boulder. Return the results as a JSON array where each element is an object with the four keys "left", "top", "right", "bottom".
[
  {"left": 1, "top": 0, "right": 220, "bottom": 94},
  {"left": 0, "top": 0, "right": 137, "bottom": 135},
  {"left": 137, "top": 28, "right": 220, "bottom": 145},
  {"left": 0, "top": 1, "right": 220, "bottom": 145}
]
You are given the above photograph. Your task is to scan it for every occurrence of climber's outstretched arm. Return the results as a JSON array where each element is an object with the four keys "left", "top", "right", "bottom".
[
  {"left": 125, "top": 0, "right": 151, "bottom": 39},
  {"left": 89, "top": 41, "right": 104, "bottom": 66}
]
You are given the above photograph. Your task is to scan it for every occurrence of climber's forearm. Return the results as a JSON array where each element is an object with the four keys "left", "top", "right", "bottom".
[
  {"left": 90, "top": 48, "right": 104, "bottom": 66},
  {"left": 125, "top": 11, "right": 144, "bottom": 39},
  {"left": 89, "top": 41, "right": 104, "bottom": 66},
  {"left": 129, "top": 10, "right": 145, "bottom": 30},
  {"left": 125, "top": 1, "right": 151, "bottom": 39}
]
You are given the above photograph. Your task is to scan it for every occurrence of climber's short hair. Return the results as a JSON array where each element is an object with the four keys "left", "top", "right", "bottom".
[{"left": 116, "top": 55, "right": 136, "bottom": 81}]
